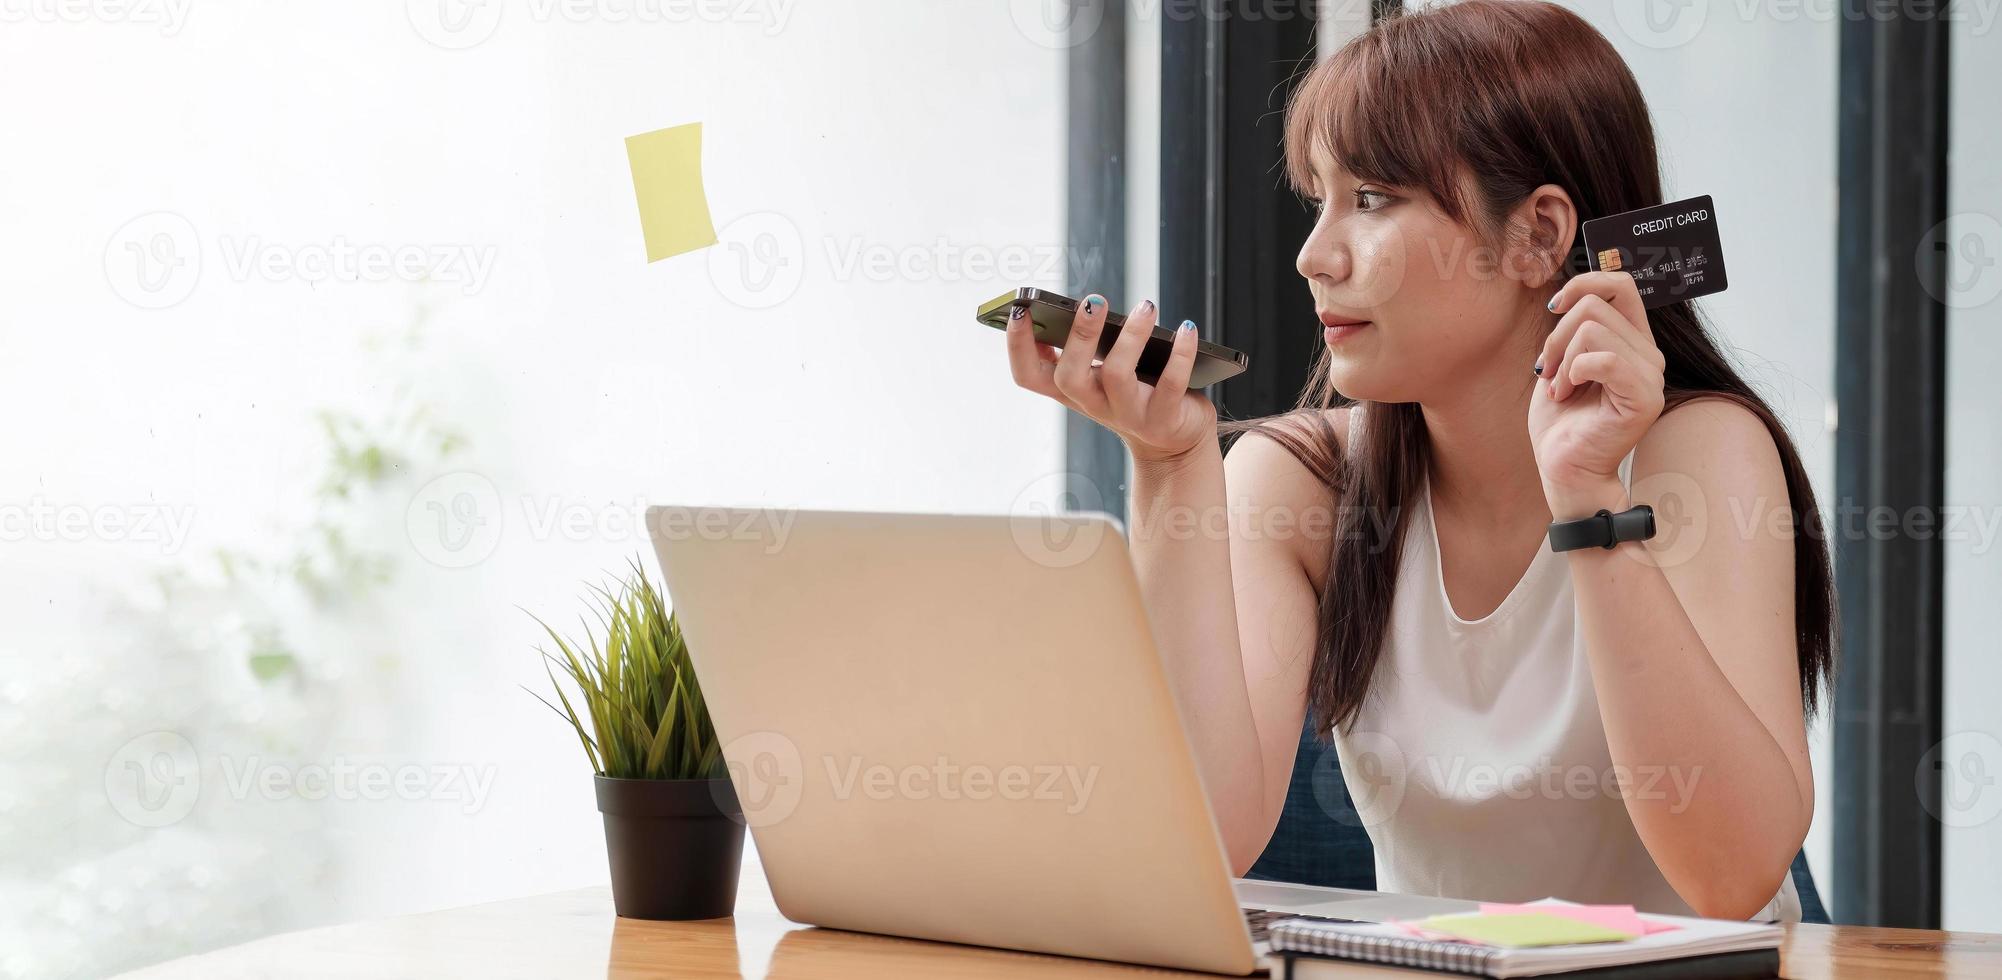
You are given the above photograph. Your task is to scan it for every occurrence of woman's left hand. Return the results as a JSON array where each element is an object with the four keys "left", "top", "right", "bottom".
[{"left": 1527, "top": 271, "right": 1666, "bottom": 512}]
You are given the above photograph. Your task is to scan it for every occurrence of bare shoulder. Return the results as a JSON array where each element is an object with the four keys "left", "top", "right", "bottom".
[
  {"left": 1229, "top": 405, "right": 1351, "bottom": 457},
  {"left": 1635, "top": 395, "right": 1783, "bottom": 480},
  {"left": 1222, "top": 406, "right": 1349, "bottom": 583},
  {"left": 1633, "top": 395, "right": 1791, "bottom": 542},
  {"left": 1223, "top": 405, "right": 1349, "bottom": 484}
]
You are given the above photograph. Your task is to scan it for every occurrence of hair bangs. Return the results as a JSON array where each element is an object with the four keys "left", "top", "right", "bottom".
[{"left": 1283, "top": 25, "right": 1475, "bottom": 225}]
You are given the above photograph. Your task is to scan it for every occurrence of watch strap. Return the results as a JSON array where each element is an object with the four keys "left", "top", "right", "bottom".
[{"left": 1548, "top": 504, "right": 1655, "bottom": 552}]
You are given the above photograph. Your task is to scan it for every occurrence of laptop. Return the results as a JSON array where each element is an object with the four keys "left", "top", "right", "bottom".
[{"left": 646, "top": 506, "right": 1473, "bottom": 974}]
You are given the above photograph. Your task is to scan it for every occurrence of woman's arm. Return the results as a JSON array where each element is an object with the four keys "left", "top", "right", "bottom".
[
  {"left": 1535, "top": 273, "right": 1812, "bottom": 918},
  {"left": 1131, "top": 419, "right": 1334, "bottom": 873},
  {"left": 1548, "top": 398, "right": 1812, "bottom": 919},
  {"left": 1002, "top": 293, "right": 1329, "bottom": 874}
]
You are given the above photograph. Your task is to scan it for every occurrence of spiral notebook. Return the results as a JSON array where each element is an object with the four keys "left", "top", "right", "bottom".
[{"left": 1266, "top": 909, "right": 1784, "bottom": 979}]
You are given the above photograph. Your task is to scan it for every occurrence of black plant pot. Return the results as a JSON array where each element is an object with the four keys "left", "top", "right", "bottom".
[{"left": 594, "top": 775, "right": 746, "bottom": 920}]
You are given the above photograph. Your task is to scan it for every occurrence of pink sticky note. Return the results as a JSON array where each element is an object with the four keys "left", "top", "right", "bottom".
[
  {"left": 1390, "top": 918, "right": 1479, "bottom": 942},
  {"left": 1479, "top": 902, "right": 1679, "bottom": 936}
]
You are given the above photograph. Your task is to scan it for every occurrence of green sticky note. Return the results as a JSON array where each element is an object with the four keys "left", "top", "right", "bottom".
[
  {"left": 1418, "top": 912, "right": 1636, "bottom": 948},
  {"left": 625, "top": 122, "right": 719, "bottom": 262}
]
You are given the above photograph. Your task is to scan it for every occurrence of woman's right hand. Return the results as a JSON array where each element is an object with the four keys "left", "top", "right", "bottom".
[{"left": 1003, "top": 294, "right": 1218, "bottom": 464}]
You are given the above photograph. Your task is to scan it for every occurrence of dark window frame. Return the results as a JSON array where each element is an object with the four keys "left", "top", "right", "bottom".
[
  {"left": 1831, "top": 2, "right": 1950, "bottom": 929},
  {"left": 1063, "top": 0, "right": 1131, "bottom": 522}
]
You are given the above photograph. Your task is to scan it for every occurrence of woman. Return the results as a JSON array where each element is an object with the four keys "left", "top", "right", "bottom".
[{"left": 1003, "top": 0, "right": 1834, "bottom": 922}]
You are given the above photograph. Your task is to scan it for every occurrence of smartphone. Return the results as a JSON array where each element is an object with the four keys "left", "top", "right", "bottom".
[{"left": 975, "top": 287, "right": 1250, "bottom": 389}]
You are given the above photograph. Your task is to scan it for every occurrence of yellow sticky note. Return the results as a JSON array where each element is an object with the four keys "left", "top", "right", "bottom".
[
  {"left": 1418, "top": 912, "right": 1635, "bottom": 948},
  {"left": 625, "top": 122, "right": 719, "bottom": 262}
]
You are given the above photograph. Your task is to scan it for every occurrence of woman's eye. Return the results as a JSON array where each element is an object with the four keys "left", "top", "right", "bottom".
[{"left": 1351, "top": 189, "right": 1391, "bottom": 212}]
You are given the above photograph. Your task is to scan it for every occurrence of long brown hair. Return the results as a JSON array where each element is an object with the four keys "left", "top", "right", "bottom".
[{"left": 1220, "top": 0, "right": 1837, "bottom": 736}]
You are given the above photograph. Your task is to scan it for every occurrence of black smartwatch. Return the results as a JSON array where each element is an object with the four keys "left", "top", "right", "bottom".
[{"left": 1548, "top": 504, "right": 1655, "bottom": 552}]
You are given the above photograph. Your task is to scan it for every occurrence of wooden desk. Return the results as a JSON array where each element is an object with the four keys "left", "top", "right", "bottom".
[{"left": 117, "top": 856, "right": 2002, "bottom": 979}]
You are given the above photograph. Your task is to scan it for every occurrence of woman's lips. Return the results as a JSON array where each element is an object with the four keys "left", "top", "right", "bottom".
[{"left": 1320, "top": 315, "right": 1371, "bottom": 344}]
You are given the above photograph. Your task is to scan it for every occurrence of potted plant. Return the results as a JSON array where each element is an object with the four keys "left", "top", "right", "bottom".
[{"left": 528, "top": 557, "right": 743, "bottom": 920}]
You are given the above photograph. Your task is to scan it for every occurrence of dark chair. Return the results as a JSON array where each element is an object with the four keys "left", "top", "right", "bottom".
[
  {"left": 1246, "top": 717, "right": 1831, "bottom": 924},
  {"left": 1791, "top": 851, "right": 1829, "bottom": 924},
  {"left": 1244, "top": 718, "right": 1376, "bottom": 890}
]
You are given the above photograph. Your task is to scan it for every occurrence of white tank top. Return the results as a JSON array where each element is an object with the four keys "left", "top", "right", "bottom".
[{"left": 1329, "top": 436, "right": 1799, "bottom": 922}]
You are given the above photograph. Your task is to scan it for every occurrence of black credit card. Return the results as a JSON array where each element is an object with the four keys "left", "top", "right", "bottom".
[{"left": 1581, "top": 194, "right": 1728, "bottom": 309}]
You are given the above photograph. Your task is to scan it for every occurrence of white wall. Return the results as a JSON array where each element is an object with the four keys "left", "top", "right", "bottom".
[
  {"left": 1943, "top": 9, "right": 2002, "bottom": 934},
  {"left": 0, "top": 3, "right": 1065, "bottom": 976}
]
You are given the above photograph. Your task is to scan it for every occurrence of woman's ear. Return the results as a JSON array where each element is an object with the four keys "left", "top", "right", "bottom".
[{"left": 1504, "top": 184, "right": 1577, "bottom": 288}]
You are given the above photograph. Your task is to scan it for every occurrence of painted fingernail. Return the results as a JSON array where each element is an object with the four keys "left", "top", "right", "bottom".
[
  {"left": 1533, "top": 360, "right": 1543, "bottom": 375},
  {"left": 1141, "top": 299, "right": 1156, "bottom": 314},
  {"left": 1546, "top": 294, "right": 1560, "bottom": 312},
  {"left": 1009, "top": 305, "right": 1027, "bottom": 320},
  {"left": 1084, "top": 294, "right": 1104, "bottom": 312},
  {"left": 1179, "top": 320, "right": 1196, "bottom": 334}
]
